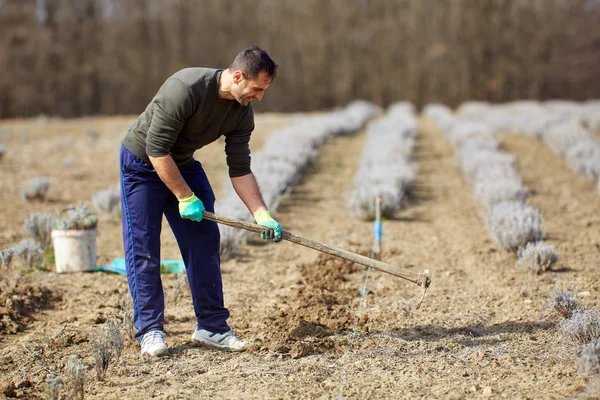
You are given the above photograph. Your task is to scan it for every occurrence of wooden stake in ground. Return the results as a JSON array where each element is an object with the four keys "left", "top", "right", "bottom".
[{"left": 203, "top": 211, "right": 431, "bottom": 293}]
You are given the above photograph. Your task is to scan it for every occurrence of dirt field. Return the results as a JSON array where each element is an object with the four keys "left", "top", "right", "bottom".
[{"left": 1, "top": 114, "right": 599, "bottom": 399}]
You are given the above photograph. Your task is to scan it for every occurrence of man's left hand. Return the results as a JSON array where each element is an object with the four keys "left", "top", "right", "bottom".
[{"left": 254, "top": 211, "right": 282, "bottom": 242}]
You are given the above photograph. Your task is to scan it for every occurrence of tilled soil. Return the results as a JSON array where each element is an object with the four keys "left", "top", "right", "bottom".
[{"left": 0, "top": 114, "right": 599, "bottom": 399}]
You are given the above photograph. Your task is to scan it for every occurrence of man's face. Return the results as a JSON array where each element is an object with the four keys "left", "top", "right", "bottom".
[{"left": 233, "top": 71, "right": 271, "bottom": 106}]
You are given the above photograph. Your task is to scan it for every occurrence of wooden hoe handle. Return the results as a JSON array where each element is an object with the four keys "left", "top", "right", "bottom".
[{"left": 202, "top": 211, "right": 431, "bottom": 289}]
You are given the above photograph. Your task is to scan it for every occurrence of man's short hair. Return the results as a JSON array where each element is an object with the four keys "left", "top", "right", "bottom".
[{"left": 229, "top": 45, "right": 278, "bottom": 81}]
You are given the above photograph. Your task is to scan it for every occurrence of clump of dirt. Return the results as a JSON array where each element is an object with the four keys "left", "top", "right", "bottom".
[
  {"left": 0, "top": 284, "right": 60, "bottom": 334},
  {"left": 261, "top": 253, "right": 365, "bottom": 358}
]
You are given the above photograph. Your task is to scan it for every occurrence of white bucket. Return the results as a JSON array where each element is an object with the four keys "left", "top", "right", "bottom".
[{"left": 51, "top": 229, "right": 97, "bottom": 273}]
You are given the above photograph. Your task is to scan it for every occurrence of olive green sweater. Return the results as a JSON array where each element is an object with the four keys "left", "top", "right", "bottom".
[{"left": 122, "top": 68, "right": 254, "bottom": 177}]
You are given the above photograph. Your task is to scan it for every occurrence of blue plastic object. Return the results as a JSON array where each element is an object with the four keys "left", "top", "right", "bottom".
[{"left": 95, "top": 258, "right": 186, "bottom": 275}]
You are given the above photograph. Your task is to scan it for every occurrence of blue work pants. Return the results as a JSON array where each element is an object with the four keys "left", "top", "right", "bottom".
[{"left": 119, "top": 145, "right": 230, "bottom": 340}]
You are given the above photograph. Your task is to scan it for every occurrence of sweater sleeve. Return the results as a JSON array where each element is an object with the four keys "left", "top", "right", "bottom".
[
  {"left": 224, "top": 105, "right": 254, "bottom": 177},
  {"left": 145, "top": 78, "right": 195, "bottom": 158}
]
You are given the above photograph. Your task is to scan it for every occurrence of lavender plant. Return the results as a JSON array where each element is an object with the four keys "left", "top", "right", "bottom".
[
  {"left": 46, "top": 374, "right": 62, "bottom": 400},
  {"left": 564, "top": 140, "right": 600, "bottom": 180},
  {"left": 549, "top": 288, "right": 580, "bottom": 319},
  {"left": 517, "top": 242, "right": 558, "bottom": 274},
  {"left": 90, "top": 322, "right": 121, "bottom": 380},
  {"left": 13, "top": 239, "right": 44, "bottom": 268},
  {"left": 66, "top": 355, "right": 86, "bottom": 400},
  {"left": 20, "top": 176, "right": 50, "bottom": 200},
  {"left": 580, "top": 339, "right": 600, "bottom": 375},
  {"left": 559, "top": 310, "right": 600, "bottom": 346},
  {"left": 422, "top": 103, "right": 456, "bottom": 132},
  {"left": 474, "top": 180, "right": 529, "bottom": 209},
  {"left": 23, "top": 211, "right": 57, "bottom": 250},
  {"left": 485, "top": 201, "right": 544, "bottom": 252},
  {"left": 0, "top": 248, "right": 13, "bottom": 268},
  {"left": 54, "top": 203, "right": 98, "bottom": 230},
  {"left": 349, "top": 103, "right": 418, "bottom": 220},
  {"left": 92, "top": 186, "right": 120, "bottom": 215}
]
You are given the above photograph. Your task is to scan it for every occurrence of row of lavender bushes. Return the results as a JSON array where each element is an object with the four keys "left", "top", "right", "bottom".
[
  {"left": 215, "top": 101, "right": 382, "bottom": 259},
  {"left": 348, "top": 102, "right": 418, "bottom": 219},
  {"left": 455, "top": 100, "right": 600, "bottom": 193},
  {"left": 424, "top": 104, "right": 558, "bottom": 273}
]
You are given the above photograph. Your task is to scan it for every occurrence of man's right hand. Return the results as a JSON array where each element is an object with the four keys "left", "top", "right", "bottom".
[{"left": 178, "top": 194, "right": 205, "bottom": 222}]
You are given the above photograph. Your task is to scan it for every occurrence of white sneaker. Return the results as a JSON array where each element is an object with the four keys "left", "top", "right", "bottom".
[
  {"left": 141, "top": 330, "right": 169, "bottom": 357},
  {"left": 191, "top": 329, "right": 248, "bottom": 352}
]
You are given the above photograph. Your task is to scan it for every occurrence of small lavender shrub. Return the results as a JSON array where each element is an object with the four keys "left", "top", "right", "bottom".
[
  {"left": 67, "top": 355, "right": 86, "bottom": 400},
  {"left": 13, "top": 239, "right": 44, "bottom": 268},
  {"left": 517, "top": 242, "right": 559, "bottom": 274},
  {"left": 580, "top": 339, "right": 600, "bottom": 375},
  {"left": 0, "top": 248, "right": 13, "bottom": 268},
  {"left": 550, "top": 289, "right": 580, "bottom": 319},
  {"left": 54, "top": 203, "right": 98, "bottom": 230},
  {"left": 92, "top": 187, "right": 120, "bottom": 215},
  {"left": 90, "top": 320, "right": 123, "bottom": 380},
  {"left": 106, "top": 319, "right": 124, "bottom": 361},
  {"left": 23, "top": 212, "right": 57, "bottom": 250},
  {"left": 560, "top": 310, "right": 600, "bottom": 345},
  {"left": 20, "top": 177, "right": 50, "bottom": 200},
  {"left": 46, "top": 374, "right": 62, "bottom": 400},
  {"left": 485, "top": 201, "right": 545, "bottom": 252}
]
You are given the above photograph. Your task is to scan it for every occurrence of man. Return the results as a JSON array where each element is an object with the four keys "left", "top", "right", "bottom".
[{"left": 119, "top": 45, "right": 282, "bottom": 357}]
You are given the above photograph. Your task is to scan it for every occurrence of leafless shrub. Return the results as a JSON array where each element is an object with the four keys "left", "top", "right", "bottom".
[
  {"left": 580, "top": 339, "right": 600, "bottom": 375},
  {"left": 89, "top": 320, "right": 123, "bottom": 380},
  {"left": 23, "top": 211, "right": 57, "bottom": 250},
  {"left": 92, "top": 186, "right": 120, "bottom": 215},
  {"left": 550, "top": 289, "right": 580, "bottom": 320},
  {"left": 54, "top": 203, "right": 98, "bottom": 230},
  {"left": 66, "top": 355, "right": 86, "bottom": 400},
  {"left": 20, "top": 176, "right": 50, "bottom": 200},
  {"left": 485, "top": 201, "right": 544, "bottom": 252},
  {"left": 560, "top": 310, "right": 600, "bottom": 346},
  {"left": 46, "top": 374, "right": 62, "bottom": 400},
  {"left": 517, "top": 242, "right": 558, "bottom": 274},
  {"left": 13, "top": 239, "right": 44, "bottom": 268}
]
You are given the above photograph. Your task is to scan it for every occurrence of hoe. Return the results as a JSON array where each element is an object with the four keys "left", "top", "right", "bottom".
[{"left": 202, "top": 210, "right": 431, "bottom": 308}]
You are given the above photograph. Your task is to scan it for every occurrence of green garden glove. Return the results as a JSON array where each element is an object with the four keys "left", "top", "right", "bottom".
[
  {"left": 254, "top": 211, "right": 282, "bottom": 242},
  {"left": 178, "top": 194, "right": 205, "bottom": 222}
]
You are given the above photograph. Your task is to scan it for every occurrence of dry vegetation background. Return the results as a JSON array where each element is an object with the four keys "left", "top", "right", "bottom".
[{"left": 1, "top": 0, "right": 600, "bottom": 118}]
